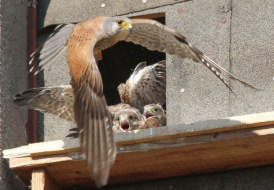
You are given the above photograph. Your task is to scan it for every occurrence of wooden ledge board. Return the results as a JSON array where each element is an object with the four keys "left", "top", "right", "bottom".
[
  {"left": 3, "top": 111, "right": 274, "bottom": 188},
  {"left": 4, "top": 111, "right": 274, "bottom": 159}
]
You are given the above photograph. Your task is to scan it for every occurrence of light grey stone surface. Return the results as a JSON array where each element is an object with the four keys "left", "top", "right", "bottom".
[
  {"left": 100, "top": 165, "right": 274, "bottom": 190},
  {"left": 38, "top": 0, "right": 188, "bottom": 28},
  {"left": 0, "top": 0, "right": 28, "bottom": 189},
  {"left": 166, "top": 0, "right": 232, "bottom": 125},
  {"left": 229, "top": 0, "right": 274, "bottom": 115}
]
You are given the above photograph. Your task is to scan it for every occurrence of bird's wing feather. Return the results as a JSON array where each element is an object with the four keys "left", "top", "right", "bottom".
[
  {"left": 128, "top": 60, "right": 166, "bottom": 109},
  {"left": 13, "top": 85, "right": 74, "bottom": 121},
  {"left": 131, "top": 61, "right": 147, "bottom": 74},
  {"left": 126, "top": 19, "right": 257, "bottom": 91},
  {"left": 67, "top": 18, "right": 116, "bottom": 188},
  {"left": 29, "top": 24, "right": 76, "bottom": 75}
]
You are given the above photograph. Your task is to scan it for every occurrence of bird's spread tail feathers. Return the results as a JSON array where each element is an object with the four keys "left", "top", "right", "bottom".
[
  {"left": 190, "top": 45, "right": 259, "bottom": 92},
  {"left": 13, "top": 88, "right": 44, "bottom": 106}
]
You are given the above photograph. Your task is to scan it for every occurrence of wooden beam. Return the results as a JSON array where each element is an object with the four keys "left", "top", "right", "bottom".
[
  {"left": 4, "top": 124, "right": 274, "bottom": 188},
  {"left": 4, "top": 111, "right": 274, "bottom": 159},
  {"left": 32, "top": 168, "right": 61, "bottom": 190},
  {"left": 3, "top": 111, "right": 274, "bottom": 188}
]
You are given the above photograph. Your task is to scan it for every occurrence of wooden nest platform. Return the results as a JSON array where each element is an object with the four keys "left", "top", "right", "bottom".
[{"left": 3, "top": 111, "right": 274, "bottom": 189}]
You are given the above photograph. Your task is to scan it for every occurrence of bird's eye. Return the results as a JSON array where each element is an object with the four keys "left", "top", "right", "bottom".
[
  {"left": 117, "top": 20, "right": 125, "bottom": 26},
  {"left": 129, "top": 115, "right": 134, "bottom": 120},
  {"left": 154, "top": 108, "right": 159, "bottom": 112}
]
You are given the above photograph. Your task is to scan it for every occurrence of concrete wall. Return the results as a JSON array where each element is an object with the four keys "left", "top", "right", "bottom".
[
  {"left": 102, "top": 165, "right": 274, "bottom": 190},
  {"left": 0, "top": 0, "right": 28, "bottom": 190}
]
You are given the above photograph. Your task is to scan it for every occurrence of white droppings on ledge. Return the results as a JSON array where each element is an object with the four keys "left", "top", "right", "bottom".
[
  {"left": 272, "top": 77, "right": 274, "bottom": 81},
  {"left": 142, "top": 0, "right": 148, "bottom": 3},
  {"left": 180, "top": 88, "right": 185, "bottom": 93},
  {"left": 100, "top": 3, "right": 106, "bottom": 7}
]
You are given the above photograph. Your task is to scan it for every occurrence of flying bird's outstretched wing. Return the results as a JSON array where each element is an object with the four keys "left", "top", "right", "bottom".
[
  {"left": 27, "top": 16, "right": 132, "bottom": 187},
  {"left": 65, "top": 17, "right": 119, "bottom": 187},
  {"left": 29, "top": 17, "right": 256, "bottom": 92},
  {"left": 14, "top": 88, "right": 141, "bottom": 130},
  {"left": 29, "top": 24, "right": 76, "bottom": 74},
  {"left": 125, "top": 19, "right": 257, "bottom": 91},
  {"left": 118, "top": 60, "right": 166, "bottom": 110},
  {"left": 14, "top": 87, "right": 146, "bottom": 133},
  {"left": 14, "top": 85, "right": 74, "bottom": 121}
]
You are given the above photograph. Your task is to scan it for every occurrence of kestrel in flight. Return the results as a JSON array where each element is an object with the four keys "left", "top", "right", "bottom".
[
  {"left": 118, "top": 60, "right": 166, "bottom": 111},
  {"left": 27, "top": 16, "right": 257, "bottom": 187}
]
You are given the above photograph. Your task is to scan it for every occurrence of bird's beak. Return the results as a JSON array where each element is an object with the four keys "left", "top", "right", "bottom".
[
  {"left": 123, "top": 23, "right": 132, "bottom": 33},
  {"left": 144, "top": 111, "right": 154, "bottom": 119},
  {"left": 120, "top": 118, "right": 130, "bottom": 131}
]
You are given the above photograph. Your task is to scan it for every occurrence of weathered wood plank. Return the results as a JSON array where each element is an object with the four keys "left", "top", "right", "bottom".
[
  {"left": 3, "top": 111, "right": 274, "bottom": 159},
  {"left": 4, "top": 124, "right": 274, "bottom": 188},
  {"left": 32, "top": 168, "right": 61, "bottom": 190}
]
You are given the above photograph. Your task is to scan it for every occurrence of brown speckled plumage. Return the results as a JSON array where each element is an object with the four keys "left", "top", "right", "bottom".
[
  {"left": 118, "top": 60, "right": 166, "bottom": 111},
  {"left": 143, "top": 104, "right": 167, "bottom": 128},
  {"left": 109, "top": 103, "right": 145, "bottom": 133}
]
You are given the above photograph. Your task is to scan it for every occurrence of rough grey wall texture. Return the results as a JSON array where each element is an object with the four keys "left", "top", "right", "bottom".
[
  {"left": 166, "top": 0, "right": 231, "bottom": 124},
  {"left": 101, "top": 165, "right": 274, "bottom": 190},
  {"left": 38, "top": 0, "right": 188, "bottom": 28},
  {"left": 0, "top": 0, "right": 28, "bottom": 190},
  {"left": 229, "top": 0, "right": 274, "bottom": 115}
]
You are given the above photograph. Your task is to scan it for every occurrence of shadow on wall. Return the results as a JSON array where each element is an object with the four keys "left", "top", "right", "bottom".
[{"left": 37, "top": 0, "right": 50, "bottom": 30}]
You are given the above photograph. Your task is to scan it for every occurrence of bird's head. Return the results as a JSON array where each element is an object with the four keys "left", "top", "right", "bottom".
[
  {"left": 119, "top": 113, "right": 138, "bottom": 132},
  {"left": 113, "top": 109, "right": 143, "bottom": 132},
  {"left": 103, "top": 17, "right": 132, "bottom": 37},
  {"left": 143, "top": 104, "right": 165, "bottom": 119}
]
